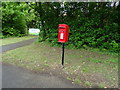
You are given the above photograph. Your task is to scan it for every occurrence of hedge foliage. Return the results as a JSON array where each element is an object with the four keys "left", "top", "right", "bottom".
[{"left": 35, "top": 2, "right": 119, "bottom": 52}]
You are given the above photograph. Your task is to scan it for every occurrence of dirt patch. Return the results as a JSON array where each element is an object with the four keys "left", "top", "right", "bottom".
[
  {"left": 80, "top": 73, "right": 108, "bottom": 87},
  {"left": 45, "top": 63, "right": 67, "bottom": 78},
  {"left": 42, "top": 63, "right": 118, "bottom": 88}
]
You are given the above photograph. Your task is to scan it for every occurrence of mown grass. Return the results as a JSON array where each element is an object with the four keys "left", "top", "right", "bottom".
[
  {"left": 2, "top": 41, "right": 118, "bottom": 88},
  {"left": 0, "top": 35, "right": 38, "bottom": 46}
]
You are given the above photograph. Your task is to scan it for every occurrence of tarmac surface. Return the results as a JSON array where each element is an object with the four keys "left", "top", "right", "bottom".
[
  {"left": 2, "top": 63, "right": 80, "bottom": 88},
  {"left": 1, "top": 38, "right": 81, "bottom": 88},
  {"left": 0, "top": 38, "right": 37, "bottom": 53}
]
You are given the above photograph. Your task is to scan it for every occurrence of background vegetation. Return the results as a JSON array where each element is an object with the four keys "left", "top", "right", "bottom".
[
  {"left": 1, "top": 2, "right": 120, "bottom": 52},
  {"left": 35, "top": 2, "right": 119, "bottom": 53},
  {"left": 2, "top": 2, "right": 35, "bottom": 37}
]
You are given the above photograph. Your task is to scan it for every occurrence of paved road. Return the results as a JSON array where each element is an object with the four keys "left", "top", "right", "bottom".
[
  {"left": 1, "top": 38, "right": 81, "bottom": 88},
  {"left": 0, "top": 38, "right": 37, "bottom": 53},
  {"left": 2, "top": 63, "right": 80, "bottom": 88}
]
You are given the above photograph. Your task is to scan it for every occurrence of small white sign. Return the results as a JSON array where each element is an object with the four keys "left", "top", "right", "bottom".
[
  {"left": 60, "top": 33, "right": 64, "bottom": 39},
  {"left": 29, "top": 28, "right": 40, "bottom": 35}
]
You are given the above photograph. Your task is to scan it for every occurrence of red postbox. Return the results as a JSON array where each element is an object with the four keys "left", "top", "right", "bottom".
[{"left": 58, "top": 24, "right": 69, "bottom": 43}]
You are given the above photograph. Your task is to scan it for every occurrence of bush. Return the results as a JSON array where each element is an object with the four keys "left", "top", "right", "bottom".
[{"left": 2, "top": 27, "right": 18, "bottom": 36}]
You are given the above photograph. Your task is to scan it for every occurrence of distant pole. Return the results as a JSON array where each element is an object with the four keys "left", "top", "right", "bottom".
[{"left": 62, "top": 43, "right": 65, "bottom": 67}]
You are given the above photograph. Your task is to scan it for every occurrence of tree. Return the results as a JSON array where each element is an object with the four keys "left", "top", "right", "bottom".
[{"left": 2, "top": 2, "right": 35, "bottom": 37}]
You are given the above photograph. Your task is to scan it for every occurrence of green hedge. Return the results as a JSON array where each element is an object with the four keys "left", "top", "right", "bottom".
[
  {"left": 45, "top": 22, "right": 119, "bottom": 53},
  {"left": 36, "top": 2, "right": 119, "bottom": 53}
]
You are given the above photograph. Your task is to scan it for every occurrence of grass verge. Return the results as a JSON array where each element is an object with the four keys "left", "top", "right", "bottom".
[
  {"left": 2, "top": 41, "right": 118, "bottom": 88},
  {"left": 0, "top": 36, "right": 38, "bottom": 46}
]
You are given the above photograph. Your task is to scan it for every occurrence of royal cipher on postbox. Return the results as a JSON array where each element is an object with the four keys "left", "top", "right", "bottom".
[{"left": 58, "top": 24, "right": 69, "bottom": 43}]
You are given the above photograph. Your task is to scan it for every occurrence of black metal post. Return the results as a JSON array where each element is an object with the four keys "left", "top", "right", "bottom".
[{"left": 62, "top": 43, "right": 65, "bottom": 67}]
